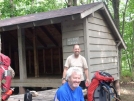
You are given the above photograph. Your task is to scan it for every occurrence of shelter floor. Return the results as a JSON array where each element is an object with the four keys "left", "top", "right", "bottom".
[
  {"left": 11, "top": 75, "right": 62, "bottom": 87},
  {"left": 8, "top": 89, "right": 87, "bottom": 101}
]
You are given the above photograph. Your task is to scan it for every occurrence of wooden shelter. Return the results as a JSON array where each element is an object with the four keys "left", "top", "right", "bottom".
[{"left": 0, "top": 2, "right": 126, "bottom": 88}]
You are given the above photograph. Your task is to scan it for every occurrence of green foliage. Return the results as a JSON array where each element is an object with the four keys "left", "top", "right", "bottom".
[
  {"left": 121, "top": 69, "right": 132, "bottom": 78},
  {"left": 120, "top": 0, "right": 134, "bottom": 71},
  {"left": 0, "top": 0, "right": 65, "bottom": 19}
]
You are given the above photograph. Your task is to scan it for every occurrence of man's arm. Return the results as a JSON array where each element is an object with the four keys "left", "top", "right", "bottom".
[
  {"left": 62, "top": 67, "right": 68, "bottom": 84},
  {"left": 84, "top": 68, "right": 90, "bottom": 86},
  {"left": 82, "top": 57, "right": 90, "bottom": 86}
]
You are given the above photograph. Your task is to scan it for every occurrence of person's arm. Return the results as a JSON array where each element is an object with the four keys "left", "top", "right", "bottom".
[
  {"left": 82, "top": 57, "right": 90, "bottom": 86},
  {"left": 84, "top": 68, "right": 90, "bottom": 86},
  {"left": 62, "top": 67, "right": 68, "bottom": 84},
  {"left": 62, "top": 56, "right": 70, "bottom": 84}
]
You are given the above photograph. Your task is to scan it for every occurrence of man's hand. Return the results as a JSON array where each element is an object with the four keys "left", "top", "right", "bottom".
[
  {"left": 62, "top": 67, "right": 68, "bottom": 84},
  {"left": 62, "top": 79, "right": 66, "bottom": 84},
  {"left": 85, "top": 79, "right": 90, "bottom": 87}
]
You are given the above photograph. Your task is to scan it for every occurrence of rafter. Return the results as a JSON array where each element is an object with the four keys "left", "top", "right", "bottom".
[
  {"left": 28, "top": 28, "right": 47, "bottom": 47},
  {"left": 40, "top": 26, "right": 58, "bottom": 46},
  {"left": 53, "top": 24, "right": 61, "bottom": 34}
]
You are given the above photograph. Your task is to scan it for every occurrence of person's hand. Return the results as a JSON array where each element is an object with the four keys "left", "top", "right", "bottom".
[
  {"left": 85, "top": 79, "right": 91, "bottom": 87},
  {"left": 62, "top": 79, "right": 66, "bottom": 85}
]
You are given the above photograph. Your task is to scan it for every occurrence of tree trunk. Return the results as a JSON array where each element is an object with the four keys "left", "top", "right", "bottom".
[
  {"left": 112, "top": 0, "right": 120, "bottom": 30},
  {"left": 67, "top": 0, "right": 77, "bottom": 7},
  {"left": 112, "top": 0, "right": 120, "bottom": 95},
  {"left": 68, "top": 0, "right": 73, "bottom": 7},
  {"left": 10, "top": 0, "right": 14, "bottom": 17},
  {"left": 73, "top": 0, "right": 77, "bottom": 6}
]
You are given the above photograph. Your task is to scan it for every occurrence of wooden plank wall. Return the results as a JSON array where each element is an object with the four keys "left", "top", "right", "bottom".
[
  {"left": 62, "top": 19, "right": 85, "bottom": 65},
  {"left": 87, "top": 12, "right": 119, "bottom": 80},
  {"left": 25, "top": 47, "right": 62, "bottom": 76}
]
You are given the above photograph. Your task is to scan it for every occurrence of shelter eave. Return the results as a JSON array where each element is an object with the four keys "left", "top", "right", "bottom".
[
  {"left": 0, "top": 14, "right": 81, "bottom": 32},
  {"left": 80, "top": 2, "right": 104, "bottom": 18}
]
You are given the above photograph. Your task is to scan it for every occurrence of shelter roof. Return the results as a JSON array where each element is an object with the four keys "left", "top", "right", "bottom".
[
  {"left": 0, "top": 2, "right": 101, "bottom": 27},
  {"left": 0, "top": 2, "right": 126, "bottom": 49}
]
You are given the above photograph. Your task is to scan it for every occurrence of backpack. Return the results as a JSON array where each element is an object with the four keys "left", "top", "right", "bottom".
[
  {"left": 0, "top": 53, "right": 13, "bottom": 101},
  {"left": 24, "top": 89, "right": 32, "bottom": 101},
  {"left": 87, "top": 71, "right": 121, "bottom": 101},
  {"left": 0, "top": 53, "right": 12, "bottom": 92}
]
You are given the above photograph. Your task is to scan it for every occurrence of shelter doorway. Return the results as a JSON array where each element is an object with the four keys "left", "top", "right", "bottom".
[{"left": 1, "top": 23, "right": 63, "bottom": 78}]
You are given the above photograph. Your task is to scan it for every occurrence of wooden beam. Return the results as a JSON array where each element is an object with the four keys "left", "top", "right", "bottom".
[
  {"left": 43, "top": 49, "right": 46, "bottom": 73},
  {"left": 1, "top": 25, "right": 17, "bottom": 31},
  {"left": 36, "top": 35, "right": 47, "bottom": 47},
  {"left": 18, "top": 28, "right": 27, "bottom": 80},
  {"left": 8, "top": 42, "right": 12, "bottom": 59},
  {"left": 28, "top": 50, "right": 32, "bottom": 74},
  {"left": 40, "top": 26, "right": 58, "bottom": 46},
  {"left": 14, "top": 52, "right": 19, "bottom": 75},
  {"left": 58, "top": 48, "right": 61, "bottom": 73},
  {"left": 28, "top": 28, "right": 47, "bottom": 47},
  {"left": 51, "top": 49, "right": 53, "bottom": 74},
  {"left": 11, "top": 78, "right": 61, "bottom": 87},
  {"left": 33, "top": 28, "right": 39, "bottom": 77},
  {"left": 53, "top": 24, "right": 61, "bottom": 34}
]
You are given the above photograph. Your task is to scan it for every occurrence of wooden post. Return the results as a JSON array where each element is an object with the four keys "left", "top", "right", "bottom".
[
  {"left": 8, "top": 42, "right": 12, "bottom": 59},
  {"left": 14, "top": 52, "right": 19, "bottom": 75},
  {"left": 28, "top": 50, "right": 32, "bottom": 74},
  {"left": 33, "top": 28, "right": 39, "bottom": 77},
  {"left": 18, "top": 28, "right": 27, "bottom": 80},
  {"left": 51, "top": 49, "right": 53, "bottom": 74},
  {"left": 43, "top": 49, "right": 46, "bottom": 73},
  {"left": 58, "top": 48, "right": 61, "bottom": 73}
]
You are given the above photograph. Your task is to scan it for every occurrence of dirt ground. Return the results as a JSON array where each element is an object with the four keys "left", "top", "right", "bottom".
[{"left": 120, "top": 78, "right": 134, "bottom": 101}]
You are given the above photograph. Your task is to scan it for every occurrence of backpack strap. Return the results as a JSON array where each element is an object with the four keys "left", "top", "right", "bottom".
[
  {"left": 1, "top": 66, "right": 5, "bottom": 71},
  {"left": 110, "top": 86, "right": 121, "bottom": 101},
  {"left": 100, "top": 81, "right": 114, "bottom": 101}
]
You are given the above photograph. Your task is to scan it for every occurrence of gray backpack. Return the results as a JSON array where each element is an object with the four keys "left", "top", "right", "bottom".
[
  {"left": 87, "top": 71, "right": 121, "bottom": 101},
  {"left": 93, "top": 82, "right": 116, "bottom": 101}
]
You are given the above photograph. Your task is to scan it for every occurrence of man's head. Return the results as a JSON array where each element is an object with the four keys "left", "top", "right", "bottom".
[
  {"left": 73, "top": 44, "right": 81, "bottom": 57},
  {"left": 66, "top": 67, "right": 83, "bottom": 90}
]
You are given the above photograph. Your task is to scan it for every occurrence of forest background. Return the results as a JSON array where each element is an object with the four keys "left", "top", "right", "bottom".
[{"left": 0, "top": 0, "right": 134, "bottom": 81}]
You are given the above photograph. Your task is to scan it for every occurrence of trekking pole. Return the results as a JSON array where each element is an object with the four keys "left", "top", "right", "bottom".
[
  {"left": 113, "top": 96, "right": 121, "bottom": 101},
  {"left": 109, "top": 86, "right": 122, "bottom": 101}
]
